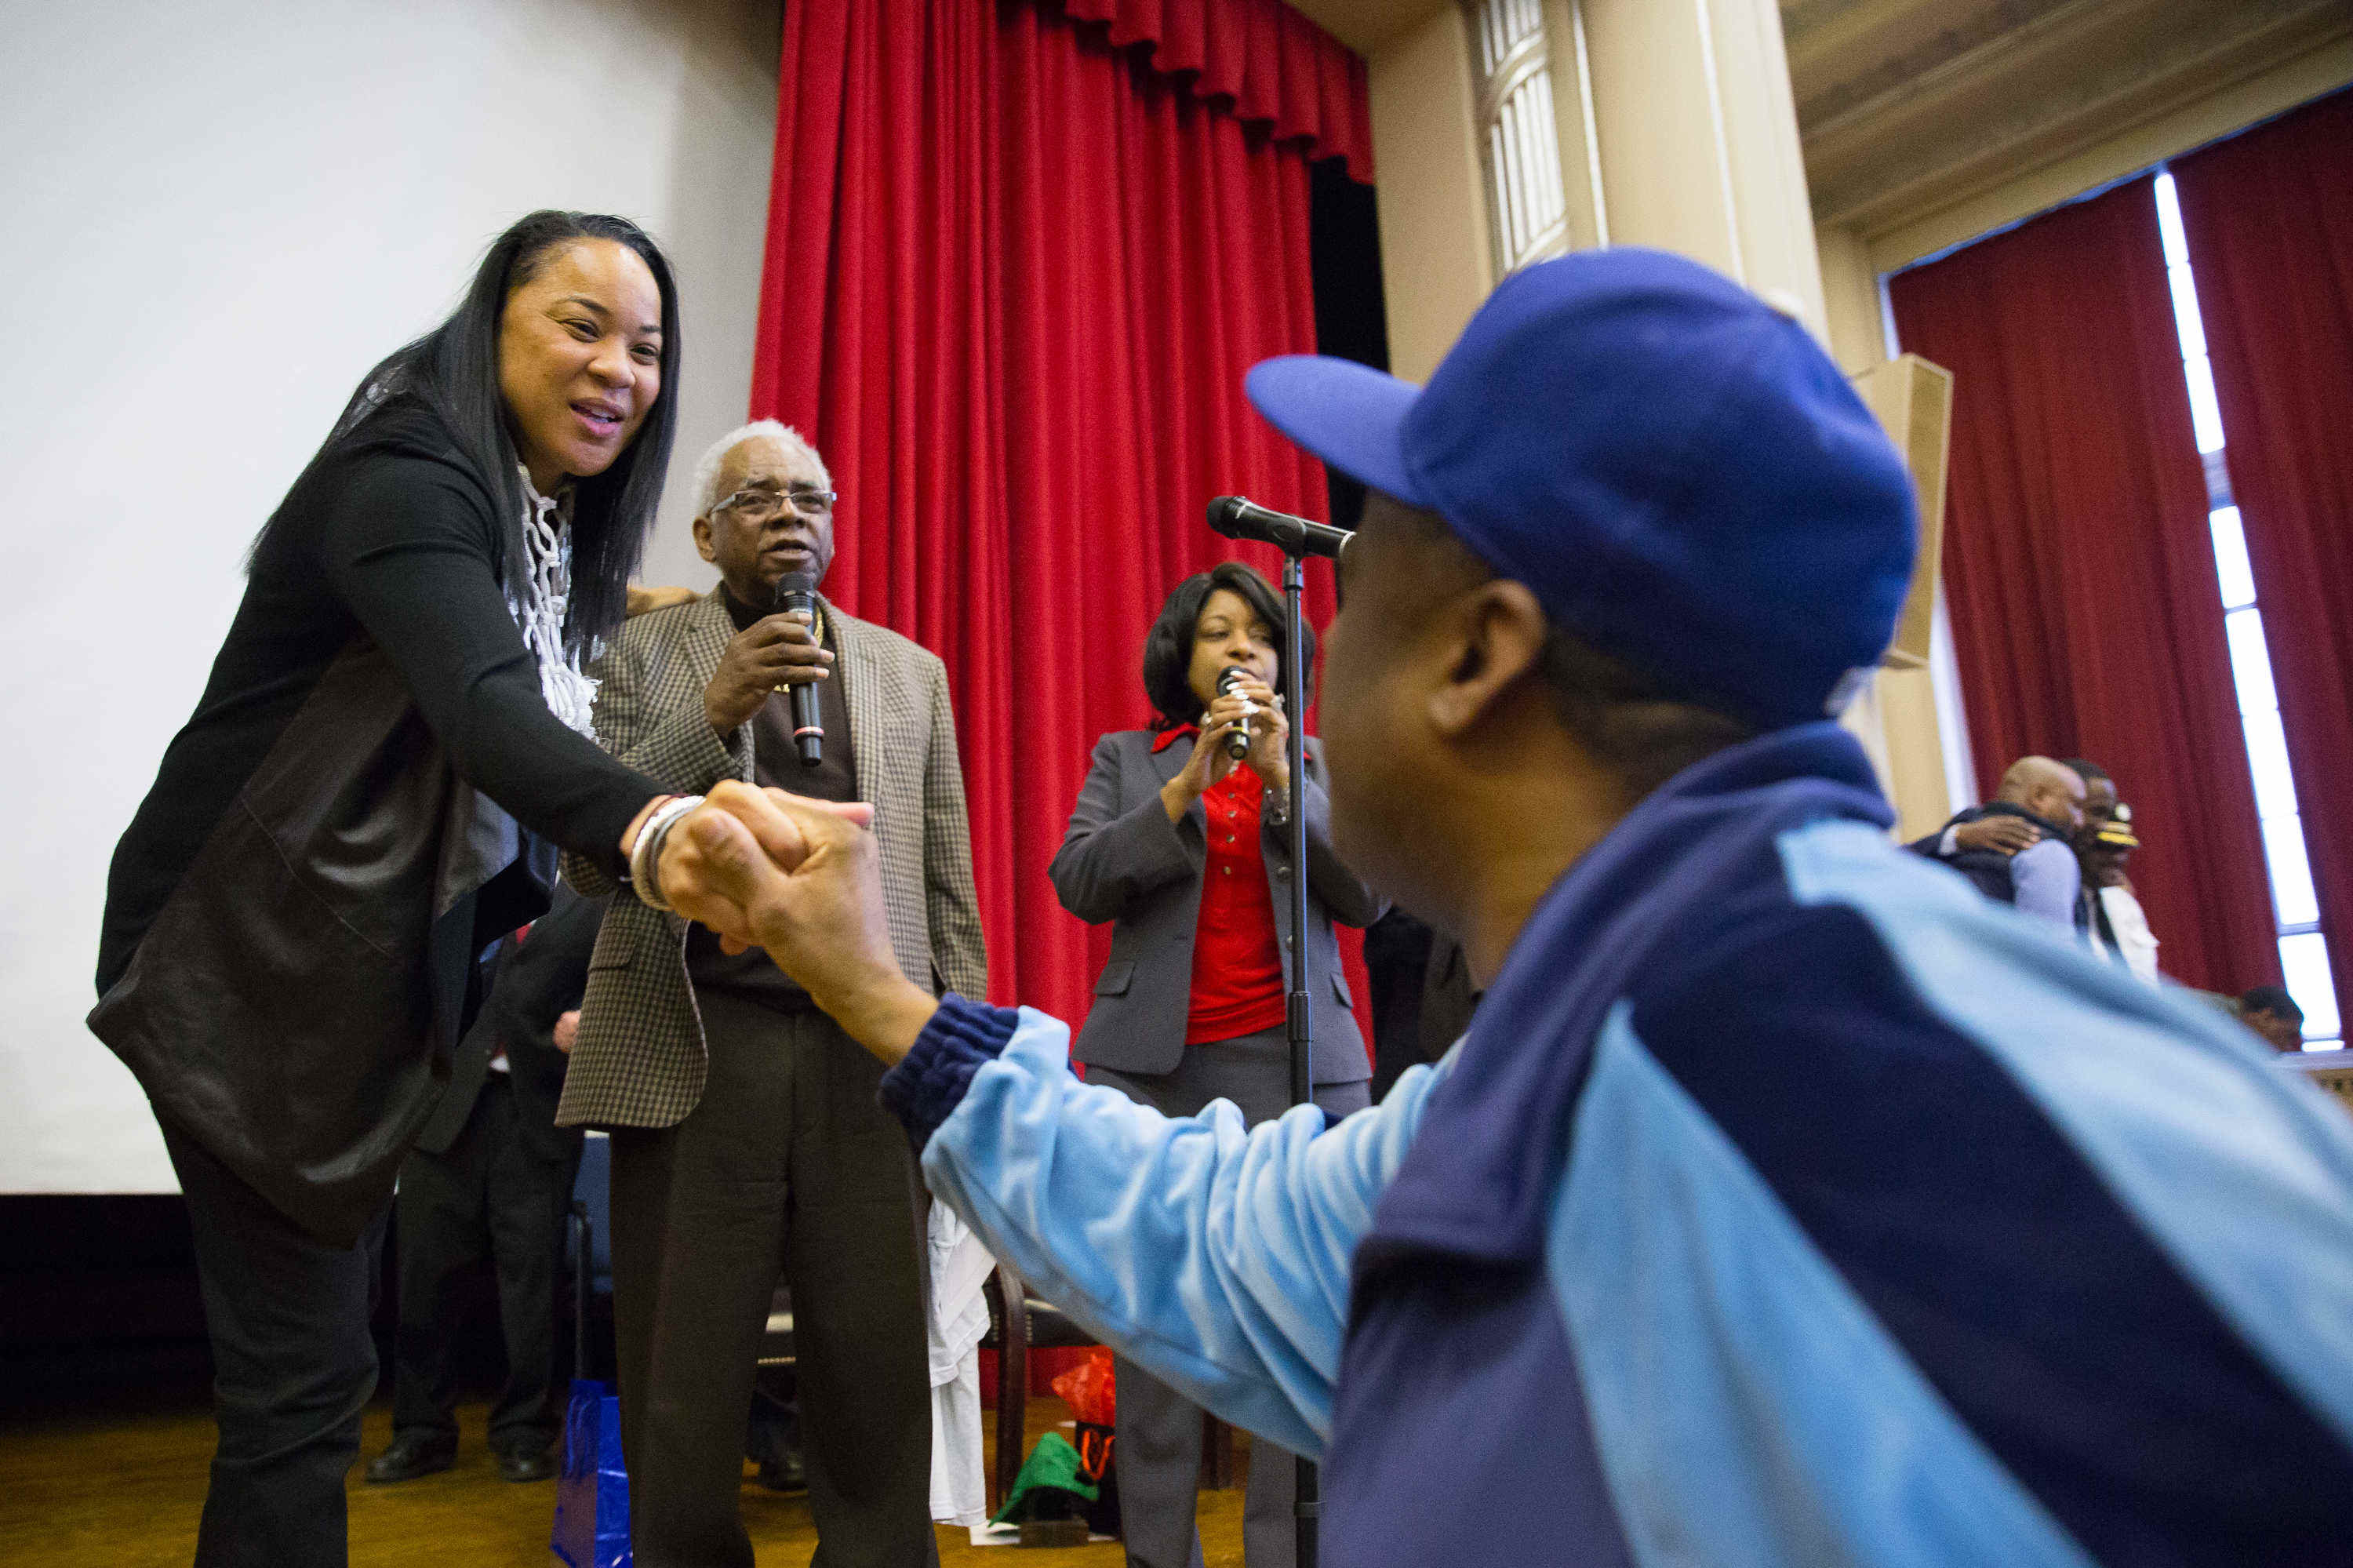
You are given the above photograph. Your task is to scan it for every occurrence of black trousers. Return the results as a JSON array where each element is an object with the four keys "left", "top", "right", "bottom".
[
  {"left": 161, "top": 1119, "right": 386, "bottom": 1568},
  {"left": 1089, "top": 1033, "right": 1371, "bottom": 1568},
  {"left": 608, "top": 992, "right": 936, "bottom": 1568},
  {"left": 389, "top": 1075, "right": 578, "bottom": 1455}
]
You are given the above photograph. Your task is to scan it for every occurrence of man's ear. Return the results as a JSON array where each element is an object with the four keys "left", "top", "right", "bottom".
[
  {"left": 1427, "top": 580, "right": 1548, "bottom": 739},
  {"left": 691, "top": 515, "right": 717, "bottom": 566}
]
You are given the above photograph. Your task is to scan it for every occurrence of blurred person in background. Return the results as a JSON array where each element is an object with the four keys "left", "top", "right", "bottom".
[
  {"left": 2241, "top": 985, "right": 2308, "bottom": 1053},
  {"left": 1908, "top": 755, "right": 2086, "bottom": 933},
  {"left": 2063, "top": 760, "right": 2160, "bottom": 985},
  {"left": 369, "top": 886, "right": 604, "bottom": 1486}
]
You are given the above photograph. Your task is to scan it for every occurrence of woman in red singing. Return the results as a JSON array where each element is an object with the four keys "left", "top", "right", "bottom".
[{"left": 1047, "top": 560, "right": 1382, "bottom": 1568}]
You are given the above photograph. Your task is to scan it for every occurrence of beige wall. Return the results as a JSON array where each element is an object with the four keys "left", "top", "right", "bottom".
[
  {"left": 2, "top": 0, "right": 780, "bottom": 1194},
  {"left": 1868, "top": 35, "right": 2353, "bottom": 272},
  {"left": 1366, "top": 8, "right": 1493, "bottom": 383}
]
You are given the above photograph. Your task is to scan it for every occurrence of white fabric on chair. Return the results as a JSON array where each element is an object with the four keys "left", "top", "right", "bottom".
[{"left": 928, "top": 1199, "right": 995, "bottom": 1527}]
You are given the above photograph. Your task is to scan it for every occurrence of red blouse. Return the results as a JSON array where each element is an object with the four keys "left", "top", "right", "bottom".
[{"left": 1155, "top": 726, "right": 1288, "bottom": 1044}]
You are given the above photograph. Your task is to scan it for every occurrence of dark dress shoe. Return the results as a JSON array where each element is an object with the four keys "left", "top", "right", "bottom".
[
  {"left": 365, "top": 1435, "right": 456, "bottom": 1484},
  {"left": 496, "top": 1446, "right": 558, "bottom": 1483}
]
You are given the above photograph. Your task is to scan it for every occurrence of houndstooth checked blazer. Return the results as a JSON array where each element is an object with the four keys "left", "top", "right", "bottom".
[{"left": 555, "top": 588, "right": 988, "bottom": 1129}]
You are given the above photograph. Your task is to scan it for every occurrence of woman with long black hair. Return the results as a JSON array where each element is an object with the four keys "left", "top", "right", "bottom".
[
  {"left": 1049, "top": 562, "right": 1382, "bottom": 1568},
  {"left": 90, "top": 212, "right": 718, "bottom": 1566}
]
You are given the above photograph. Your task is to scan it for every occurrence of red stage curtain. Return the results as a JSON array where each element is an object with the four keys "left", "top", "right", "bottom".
[
  {"left": 1061, "top": 0, "right": 1374, "bottom": 182},
  {"left": 2172, "top": 89, "right": 2353, "bottom": 1019},
  {"left": 754, "top": 0, "right": 1374, "bottom": 1037},
  {"left": 1888, "top": 176, "right": 2278, "bottom": 994}
]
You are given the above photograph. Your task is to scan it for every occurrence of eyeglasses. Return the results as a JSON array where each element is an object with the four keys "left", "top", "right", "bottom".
[{"left": 715, "top": 486, "right": 837, "bottom": 522}]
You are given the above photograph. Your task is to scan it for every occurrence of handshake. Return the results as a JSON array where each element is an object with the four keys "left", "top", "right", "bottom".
[{"left": 652, "top": 782, "right": 943, "bottom": 1063}]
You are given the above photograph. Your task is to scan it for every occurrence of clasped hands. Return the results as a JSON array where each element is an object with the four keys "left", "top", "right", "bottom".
[{"left": 650, "top": 782, "right": 940, "bottom": 1062}]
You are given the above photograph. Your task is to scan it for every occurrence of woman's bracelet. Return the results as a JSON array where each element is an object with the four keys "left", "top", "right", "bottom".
[{"left": 629, "top": 794, "right": 706, "bottom": 912}]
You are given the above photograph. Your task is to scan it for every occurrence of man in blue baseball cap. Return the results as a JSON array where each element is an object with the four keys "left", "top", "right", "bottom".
[{"left": 658, "top": 249, "right": 2353, "bottom": 1564}]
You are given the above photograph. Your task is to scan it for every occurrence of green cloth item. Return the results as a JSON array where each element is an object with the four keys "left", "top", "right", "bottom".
[{"left": 989, "top": 1431, "right": 1100, "bottom": 1525}]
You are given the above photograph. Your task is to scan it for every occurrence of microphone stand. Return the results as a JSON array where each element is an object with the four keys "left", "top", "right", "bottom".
[
  {"left": 1206, "top": 493, "right": 1341, "bottom": 1564},
  {"left": 1277, "top": 551, "right": 1318, "bottom": 1566}
]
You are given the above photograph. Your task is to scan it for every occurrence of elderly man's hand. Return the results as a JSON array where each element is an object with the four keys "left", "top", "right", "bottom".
[{"left": 654, "top": 781, "right": 937, "bottom": 1063}]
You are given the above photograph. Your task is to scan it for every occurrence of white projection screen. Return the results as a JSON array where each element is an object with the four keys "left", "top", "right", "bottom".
[{"left": 0, "top": 0, "right": 773, "bottom": 1192}]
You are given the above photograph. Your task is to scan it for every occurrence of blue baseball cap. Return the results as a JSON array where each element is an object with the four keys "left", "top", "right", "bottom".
[{"left": 1245, "top": 248, "right": 1916, "bottom": 731}]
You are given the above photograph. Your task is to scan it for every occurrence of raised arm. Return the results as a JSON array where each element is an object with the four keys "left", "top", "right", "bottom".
[
  {"left": 1047, "top": 733, "right": 1198, "bottom": 924},
  {"left": 318, "top": 452, "right": 660, "bottom": 876},
  {"left": 560, "top": 611, "right": 744, "bottom": 900},
  {"left": 890, "top": 999, "right": 1442, "bottom": 1458},
  {"left": 644, "top": 780, "right": 1431, "bottom": 1455}
]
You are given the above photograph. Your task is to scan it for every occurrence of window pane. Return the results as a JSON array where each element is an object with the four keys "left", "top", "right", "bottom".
[
  {"left": 2242, "top": 708, "right": 2301, "bottom": 819},
  {"left": 2209, "top": 507, "right": 2256, "bottom": 609},
  {"left": 2224, "top": 606, "right": 2278, "bottom": 713},
  {"left": 2305, "top": 1040, "right": 2345, "bottom": 1053},
  {"left": 2184, "top": 353, "right": 2228, "bottom": 453},
  {"left": 2279, "top": 933, "right": 2341, "bottom": 1040},
  {"left": 2154, "top": 171, "right": 2191, "bottom": 267},
  {"left": 2166, "top": 262, "right": 2208, "bottom": 361},
  {"left": 2261, "top": 813, "right": 2322, "bottom": 926}
]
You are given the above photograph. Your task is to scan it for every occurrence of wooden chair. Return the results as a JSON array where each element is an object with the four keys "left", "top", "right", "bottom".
[{"left": 980, "top": 1266, "right": 1234, "bottom": 1511}]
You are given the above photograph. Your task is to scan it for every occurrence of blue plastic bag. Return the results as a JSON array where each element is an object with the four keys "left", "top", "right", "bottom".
[{"left": 552, "top": 1378, "right": 631, "bottom": 1568}]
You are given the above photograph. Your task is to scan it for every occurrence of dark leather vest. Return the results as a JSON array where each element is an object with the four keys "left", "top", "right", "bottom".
[{"left": 89, "top": 638, "right": 546, "bottom": 1244}]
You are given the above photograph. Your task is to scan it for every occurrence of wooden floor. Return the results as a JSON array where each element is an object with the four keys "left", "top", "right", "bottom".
[{"left": 0, "top": 1393, "right": 1248, "bottom": 1566}]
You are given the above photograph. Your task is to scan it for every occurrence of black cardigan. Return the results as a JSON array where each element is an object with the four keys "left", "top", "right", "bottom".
[{"left": 92, "top": 397, "right": 662, "bottom": 1242}]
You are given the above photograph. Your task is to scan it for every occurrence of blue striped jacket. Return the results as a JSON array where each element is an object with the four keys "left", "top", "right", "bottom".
[{"left": 882, "top": 722, "right": 2353, "bottom": 1564}]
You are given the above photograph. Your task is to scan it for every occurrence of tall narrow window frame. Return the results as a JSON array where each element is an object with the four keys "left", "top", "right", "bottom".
[{"left": 2154, "top": 169, "right": 2340, "bottom": 1049}]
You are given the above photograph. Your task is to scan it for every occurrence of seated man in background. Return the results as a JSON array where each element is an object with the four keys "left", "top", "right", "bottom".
[
  {"left": 2241, "top": 985, "right": 2309, "bottom": 1053},
  {"left": 2064, "top": 759, "right": 2160, "bottom": 984},
  {"left": 369, "top": 886, "right": 602, "bottom": 1484},
  {"left": 657, "top": 251, "right": 2353, "bottom": 1566},
  {"left": 1909, "top": 755, "right": 2086, "bottom": 932}
]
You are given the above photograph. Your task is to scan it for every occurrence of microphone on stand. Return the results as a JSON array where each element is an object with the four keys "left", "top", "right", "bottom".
[
  {"left": 773, "top": 569, "right": 824, "bottom": 768},
  {"left": 1206, "top": 496, "right": 1351, "bottom": 559},
  {"left": 1217, "top": 665, "right": 1255, "bottom": 762}
]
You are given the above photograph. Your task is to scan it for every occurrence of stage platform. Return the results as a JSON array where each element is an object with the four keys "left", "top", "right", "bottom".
[{"left": 0, "top": 1392, "right": 1249, "bottom": 1566}]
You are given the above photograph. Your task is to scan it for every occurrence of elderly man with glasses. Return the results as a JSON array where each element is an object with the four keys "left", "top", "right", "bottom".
[{"left": 558, "top": 420, "right": 988, "bottom": 1566}]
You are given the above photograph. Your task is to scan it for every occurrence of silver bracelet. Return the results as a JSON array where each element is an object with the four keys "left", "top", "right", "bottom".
[{"left": 629, "top": 794, "right": 705, "bottom": 913}]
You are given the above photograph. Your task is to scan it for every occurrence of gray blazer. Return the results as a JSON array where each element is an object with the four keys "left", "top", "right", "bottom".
[
  {"left": 1049, "top": 728, "right": 1380, "bottom": 1083},
  {"left": 556, "top": 589, "right": 988, "bottom": 1129}
]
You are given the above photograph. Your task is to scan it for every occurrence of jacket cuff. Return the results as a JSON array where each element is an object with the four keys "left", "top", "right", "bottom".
[{"left": 878, "top": 992, "right": 1020, "bottom": 1150}]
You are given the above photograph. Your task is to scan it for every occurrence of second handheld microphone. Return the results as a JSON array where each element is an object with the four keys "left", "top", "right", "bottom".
[
  {"left": 1217, "top": 665, "right": 1255, "bottom": 762},
  {"left": 773, "top": 570, "right": 824, "bottom": 768}
]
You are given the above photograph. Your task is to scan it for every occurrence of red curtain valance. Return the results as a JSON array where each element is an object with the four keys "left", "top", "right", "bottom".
[{"left": 1053, "top": 0, "right": 1374, "bottom": 181}]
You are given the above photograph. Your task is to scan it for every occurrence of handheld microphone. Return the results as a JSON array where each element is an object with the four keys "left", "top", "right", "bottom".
[
  {"left": 1217, "top": 666, "right": 1255, "bottom": 762},
  {"left": 1206, "top": 496, "right": 1351, "bottom": 559},
  {"left": 773, "top": 570, "right": 824, "bottom": 769}
]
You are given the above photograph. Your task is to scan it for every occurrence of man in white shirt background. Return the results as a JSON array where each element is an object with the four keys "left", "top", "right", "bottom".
[{"left": 2064, "top": 758, "right": 2162, "bottom": 984}]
